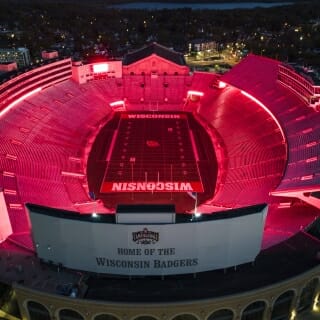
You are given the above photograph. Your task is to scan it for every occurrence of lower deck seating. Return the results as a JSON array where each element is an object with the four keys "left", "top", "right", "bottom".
[
  {"left": 0, "top": 79, "right": 115, "bottom": 249},
  {"left": 196, "top": 84, "right": 287, "bottom": 207}
]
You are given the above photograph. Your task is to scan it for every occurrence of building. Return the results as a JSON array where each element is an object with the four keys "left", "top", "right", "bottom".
[
  {"left": 0, "top": 61, "right": 17, "bottom": 73},
  {"left": 122, "top": 43, "right": 189, "bottom": 76},
  {"left": 188, "top": 39, "right": 217, "bottom": 53},
  {"left": 41, "top": 50, "right": 59, "bottom": 61},
  {"left": 72, "top": 59, "right": 122, "bottom": 84},
  {"left": 0, "top": 47, "right": 31, "bottom": 67},
  {"left": 0, "top": 43, "right": 320, "bottom": 320}
]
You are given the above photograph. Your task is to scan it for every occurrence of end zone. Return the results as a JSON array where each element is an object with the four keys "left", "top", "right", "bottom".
[{"left": 101, "top": 181, "right": 204, "bottom": 193}]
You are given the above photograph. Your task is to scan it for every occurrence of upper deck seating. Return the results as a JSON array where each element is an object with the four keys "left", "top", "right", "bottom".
[{"left": 221, "top": 54, "right": 320, "bottom": 193}]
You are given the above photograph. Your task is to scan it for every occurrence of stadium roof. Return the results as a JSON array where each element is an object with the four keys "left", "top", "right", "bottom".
[{"left": 123, "top": 42, "right": 187, "bottom": 66}]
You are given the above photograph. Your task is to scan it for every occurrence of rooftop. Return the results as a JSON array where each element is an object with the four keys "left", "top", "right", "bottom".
[{"left": 123, "top": 42, "right": 187, "bottom": 66}]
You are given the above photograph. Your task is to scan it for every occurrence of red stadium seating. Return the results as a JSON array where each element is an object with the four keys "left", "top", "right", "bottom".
[{"left": 0, "top": 53, "right": 320, "bottom": 251}]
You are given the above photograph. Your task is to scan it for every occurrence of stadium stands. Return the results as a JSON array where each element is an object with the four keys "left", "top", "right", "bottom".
[
  {"left": 0, "top": 48, "right": 320, "bottom": 320},
  {"left": 1, "top": 53, "right": 319, "bottom": 248},
  {"left": 221, "top": 54, "right": 320, "bottom": 203},
  {"left": 195, "top": 83, "right": 286, "bottom": 208}
]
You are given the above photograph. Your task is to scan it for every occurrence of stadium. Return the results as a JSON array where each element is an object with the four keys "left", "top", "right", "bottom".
[{"left": 0, "top": 43, "right": 320, "bottom": 320}]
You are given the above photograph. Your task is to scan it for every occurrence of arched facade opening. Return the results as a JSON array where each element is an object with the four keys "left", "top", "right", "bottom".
[
  {"left": 27, "top": 301, "right": 50, "bottom": 320},
  {"left": 271, "top": 290, "right": 295, "bottom": 320},
  {"left": 59, "top": 309, "right": 84, "bottom": 320},
  {"left": 207, "top": 309, "right": 234, "bottom": 320},
  {"left": 241, "top": 301, "right": 266, "bottom": 320},
  {"left": 298, "top": 278, "right": 319, "bottom": 313},
  {"left": 172, "top": 314, "right": 198, "bottom": 320},
  {"left": 133, "top": 317, "right": 158, "bottom": 320},
  {"left": 94, "top": 315, "right": 120, "bottom": 320}
]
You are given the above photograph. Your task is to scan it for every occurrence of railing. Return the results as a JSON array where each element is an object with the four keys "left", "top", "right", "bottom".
[
  {"left": 278, "top": 64, "right": 320, "bottom": 111},
  {"left": 0, "top": 59, "right": 72, "bottom": 113}
]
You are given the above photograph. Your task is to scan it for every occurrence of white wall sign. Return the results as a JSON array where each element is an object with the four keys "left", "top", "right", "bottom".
[{"left": 28, "top": 205, "right": 267, "bottom": 276}]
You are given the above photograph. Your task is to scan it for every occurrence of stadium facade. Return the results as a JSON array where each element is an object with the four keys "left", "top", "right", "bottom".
[{"left": 0, "top": 43, "right": 320, "bottom": 320}]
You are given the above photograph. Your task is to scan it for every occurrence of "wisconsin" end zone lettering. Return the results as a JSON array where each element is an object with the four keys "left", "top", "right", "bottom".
[{"left": 111, "top": 182, "right": 193, "bottom": 192}]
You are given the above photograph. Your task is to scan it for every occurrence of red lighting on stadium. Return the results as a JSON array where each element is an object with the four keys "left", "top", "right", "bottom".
[
  {"left": 109, "top": 100, "right": 126, "bottom": 111},
  {"left": 240, "top": 90, "right": 286, "bottom": 146},
  {"left": 0, "top": 87, "right": 42, "bottom": 118},
  {"left": 0, "top": 45, "right": 320, "bottom": 318},
  {"left": 93, "top": 63, "right": 109, "bottom": 73},
  {"left": 109, "top": 100, "right": 125, "bottom": 107},
  {"left": 187, "top": 90, "right": 204, "bottom": 97},
  {"left": 218, "top": 81, "right": 227, "bottom": 89}
]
